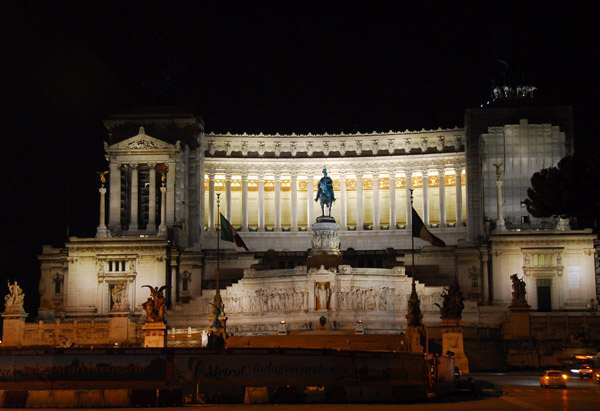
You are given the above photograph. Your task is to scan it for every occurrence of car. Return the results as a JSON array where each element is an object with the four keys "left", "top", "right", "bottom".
[
  {"left": 577, "top": 365, "right": 594, "bottom": 378},
  {"left": 593, "top": 371, "right": 600, "bottom": 384},
  {"left": 540, "top": 370, "right": 568, "bottom": 388},
  {"left": 454, "top": 366, "right": 462, "bottom": 379}
]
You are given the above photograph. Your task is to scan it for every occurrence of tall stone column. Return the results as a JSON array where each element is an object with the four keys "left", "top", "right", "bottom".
[
  {"left": 148, "top": 163, "right": 157, "bottom": 231},
  {"left": 372, "top": 172, "right": 380, "bottom": 229},
  {"left": 129, "top": 163, "right": 139, "bottom": 230},
  {"left": 241, "top": 172, "right": 249, "bottom": 231},
  {"left": 422, "top": 170, "right": 430, "bottom": 226},
  {"left": 158, "top": 186, "right": 167, "bottom": 236},
  {"left": 455, "top": 168, "right": 463, "bottom": 227},
  {"left": 307, "top": 173, "right": 314, "bottom": 229},
  {"left": 225, "top": 173, "right": 232, "bottom": 222},
  {"left": 258, "top": 173, "right": 265, "bottom": 231},
  {"left": 96, "top": 187, "right": 110, "bottom": 237},
  {"left": 274, "top": 172, "right": 281, "bottom": 231},
  {"left": 405, "top": 170, "right": 413, "bottom": 226},
  {"left": 439, "top": 168, "right": 446, "bottom": 228},
  {"left": 170, "top": 249, "right": 178, "bottom": 307},
  {"left": 291, "top": 172, "right": 298, "bottom": 231},
  {"left": 340, "top": 172, "right": 347, "bottom": 229},
  {"left": 208, "top": 173, "right": 215, "bottom": 231},
  {"left": 108, "top": 162, "right": 121, "bottom": 227},
  {"left": 389, "top": 172, "right": 396, "bottom": 230},
  {"left": 356, "top": 172, "right": 363, "bottom": 230},
  {"left": 496, "top": 179, "right": 506, "bottom": 231}
]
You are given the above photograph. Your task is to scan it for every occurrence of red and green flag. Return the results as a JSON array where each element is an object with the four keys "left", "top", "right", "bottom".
[
  {"left": 220, "top": 213, "right": 249, "bottom": 251},
  {"left": 412, "top": 208, "right": 446, "bottom": 247}
]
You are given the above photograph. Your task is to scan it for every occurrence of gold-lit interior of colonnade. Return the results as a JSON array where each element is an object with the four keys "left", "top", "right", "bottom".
[{"left": 204, "top": 170, "right": 466, "bottom": 231}]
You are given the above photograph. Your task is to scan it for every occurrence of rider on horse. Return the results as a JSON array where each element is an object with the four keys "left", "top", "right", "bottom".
[{"left": 315, "top": 167, "right": 335, "bottom": 217}]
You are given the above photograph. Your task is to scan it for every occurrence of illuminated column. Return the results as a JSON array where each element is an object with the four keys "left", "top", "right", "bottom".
[
  {"left": 108, "top": 162, "right": 121, "bottom": 227},
  {"left": 208, "top": 172, "right": 215, "bottom": 231},
  {"left": 423, "top": 169, "right": 429, "bottom": 226},
  {"left": 340, "top": 172, "right": 347, "bottom": 229},
  {"left": 275, "top": 172, "right": 281, "bottom": 231},
  {"left": 170, "top": 250, "right": 178, "bottom": 307},
  {"left": 148, "top": 163, "right": 157, "bottom": 231},
  {"left": 158, "top": 185, "right": 167, "bottom": 236},
  {"left": 241, "top": 172, "right": 249, "bottom": 231},
  {"left": 129, "top": 163, "right": 139, "bottom": 230},
  {"left": 96, "top": 187, "right": 109, "bottom": 237},
  {"left": 291, "top": 172, "right": 298, "bottom": 231},
  {"left": 496, "top": 177, "right": 506, "bottom": 231},
  {"left": 258, "top": 173, "right": 265, "bottom": 231},
  {"left": 372, "top": 172, "right": 380, "bottom": 229},
  {"left": 225, "top": 173, "right": 232, "bottom": 222},
  {"left": 389, "top": 171, "right": 396, "bottom": 230},
  {"left": 356, "top": 171, "right": 363, "bottom": 230},
  {"left": 405, "top": 170, "right": 413, "bottom": 226},
  {"left": 439, "top": 168, "right": 446, "bottom": 227},
  {"left": 307, "top": 172, "right": 314, "bottom": 229},
  {"left": 455, "top": 168, "right": 463, "bottom": 227}
]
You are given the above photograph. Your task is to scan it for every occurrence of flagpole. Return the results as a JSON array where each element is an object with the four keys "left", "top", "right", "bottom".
[
  {"left": 216, "top": 193, "right": 221, "bottom": 295},
  {"left": 410, "top": 188, "right": 415, "bottom": 289}
]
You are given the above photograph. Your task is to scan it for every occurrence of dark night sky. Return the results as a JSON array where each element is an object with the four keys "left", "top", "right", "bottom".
[{"left": 1, "top": 2, "right": 598, "bottom": 314}]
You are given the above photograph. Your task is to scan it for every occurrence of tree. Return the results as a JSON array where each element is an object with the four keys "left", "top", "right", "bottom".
[{"left": 524, "top": 149, "right": 600, "bottom": 229}]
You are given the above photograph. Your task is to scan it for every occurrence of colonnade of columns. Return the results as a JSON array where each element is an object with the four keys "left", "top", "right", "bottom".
[
  {"left": 104, "top": 162, "right": 170, "bottom": 233},
  {"left": 206, "top": 168, "right": 465, "bottom": 232}
]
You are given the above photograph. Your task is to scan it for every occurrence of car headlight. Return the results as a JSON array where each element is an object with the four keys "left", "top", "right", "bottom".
[{"left": 562, "top": 374, "right": 568, "bottom": 380}]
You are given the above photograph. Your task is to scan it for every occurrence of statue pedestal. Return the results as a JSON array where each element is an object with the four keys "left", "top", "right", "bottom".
[
  {"left": 142, "top": 322, "right": 168, "bottom": 347},
  {"left": 440, "top": 319, "right": 469, "bottom": 374},
  {"left": 504, "top": 305, "right": 531, "bottom": 339},
  {"left": 1, "top": 311, "right": 28, "bottom": 347},
  {"left": 307, "top": 221, "right": 342, "bottom": 268},
  {"left": 109, "top": 310, "right": 132, "bottom": 345}
]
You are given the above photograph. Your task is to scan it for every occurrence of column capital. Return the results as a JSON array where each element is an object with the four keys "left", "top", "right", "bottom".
[
  {"left": 208, "top": 171, "right": 216, "bottom": 179},
  {"left": 355, "top": 171, "right": 364, "bottom": 178},
  {"left": 372, "top": 172, "right": 380, "bottom": 179},
  {"left": 289, "top": 171, "right": 298, "bottom": 179},
  {"left": 404, "top": 169, "right": 413, "bottom": 177},
  {"left": 454, "top": 166, "right": 463, "bottom": 174},
  {"left": 148, "top": 162, "right": 156, "bottom": 168},
  {"left": 422, "top": 169, "right": 430, "bottom": 177},
  {"left": 273, "top": 171, "right": 282, "bottom": 179},
  {"left": 257, "top": 172, "right": 265, "bottom": 180},
  {"left": 225, "top": 173, "right": 232, "bottom": 181},
  {"left": 130, "top": 163, "right": 139, "bottom": 169}
]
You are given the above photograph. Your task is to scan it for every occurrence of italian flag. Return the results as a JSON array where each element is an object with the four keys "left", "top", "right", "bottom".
[
  {"left": 220, "top": 213, "right": 250, "bottom": 251},
  {"left": 412, "top": 208, "right": 446, "bottom": 247}
]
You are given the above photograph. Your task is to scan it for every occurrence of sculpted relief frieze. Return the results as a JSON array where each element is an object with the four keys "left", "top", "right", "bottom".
[{"left": 204, "top": 129, "right": 464, "bottom": 159}]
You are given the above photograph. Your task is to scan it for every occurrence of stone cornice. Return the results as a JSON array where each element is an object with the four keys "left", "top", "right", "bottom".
[
  {"left": 204, "top": 128, "right": 464, "bottom": 158},
  {"left": 204, "top": 152, "right": 466, "bottom": 174}
]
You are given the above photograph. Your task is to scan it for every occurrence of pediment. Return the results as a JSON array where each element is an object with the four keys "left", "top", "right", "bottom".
[{"left": 109, "top": 127, "right": 175, "bottom": 151}]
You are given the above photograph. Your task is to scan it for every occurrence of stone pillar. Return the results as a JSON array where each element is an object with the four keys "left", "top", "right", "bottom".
[
  {"left": 208, "top": 173, "right": 215, "bottom": 232},
  {"left": 166, "top": 161, "right": 175, "bottom": 226},
  {"left": 148, "top": 163, "right": 157, "bottom": 231},
  {"left": 108, "top": 162, "right": 121, "bottom": 227},
  {"left": 405, "top": 170, "right": 413, "bottom": 226},
  {"left": 143, "top": 322, "right": 168, "bottom": 348},
  {"left": 439, "top": 169, "right": 446, "bottom": 228},
  {"left": 241, "top": 172, "right": 249, "bottom": 231},
  {"left": 389, "top": 172, "right": 396, "bottom": 230},
  {"left": 422, "top": 170, "right": 429, "bottom": 226},
  {"left": 340, "top": 173, "right": 347, "bottom": 229},
  {"left": 170, "top": 250, "right": 178, "bottom": 307},
  {"left": 481, "top": 250, "right": 489, "bottom": 304},
  {"left": 274, "top": 172, "right": 281, "bottom": 231},
  {"left": 372, "top": 172, "right": 380, "bottom": 229},
  {"left": 496, "top": 179, "right": 506, "bottom": 231},
  {"left": 455, "top": 168, "right": 463, "bottom": 227},
  {"left": 225, "top": 173, "right": 232, "bottom": 222},
  {"left": 356, "top": 172, "right": 363, "bottom": 230},
  {"left": 258, "top": 173, "right": 265, "bottom": 231},
  {"left": 307, "top": 173, "right": 314, "bottom": 229},
  {"left": 129, "top": 163, "right": 139, "bottom": 230},
  {"left": 96, "top": 187, "right": 110, "bottom": 237},
  {"left": 291, "top": 173, "right": 298, "bottom": 231},
  {"left": 158, "top": 186, "right": 167, "bottom": 236}
]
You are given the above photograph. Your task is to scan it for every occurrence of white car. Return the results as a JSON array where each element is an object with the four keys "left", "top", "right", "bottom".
[{"left": 540, "top": 370, "right": 568, "bottom": 388}]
